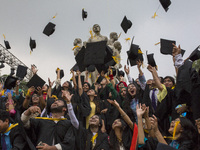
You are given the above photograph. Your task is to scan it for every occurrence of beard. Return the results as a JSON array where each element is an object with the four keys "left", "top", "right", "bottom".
[{"left": 50, "top": 106, "right": 64, "bottom": 113}]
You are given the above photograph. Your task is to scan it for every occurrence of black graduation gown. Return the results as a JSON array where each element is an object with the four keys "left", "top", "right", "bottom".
[
  {"left": 0, "top": 124, "right": 36, "bottom": 150},
  {"left": 85, "top": 130, "right": 109, "bottom": 150},
  {"left": 29, "top": 118, "right": 75, "bottom": 149}
]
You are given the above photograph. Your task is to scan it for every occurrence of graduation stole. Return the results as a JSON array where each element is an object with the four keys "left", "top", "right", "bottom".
[
  {"left": 91, "top": 133, "right": 98, "bottom": 148},
  {"left": 4, "top": 123, "right": 19, "bottom": 133},
  {"left": 130, "top": 123, "right": 138, "bottom": 150},
  {"left": 35, "top": 117, "right": 67, "bottom": 122},
  {"left": 164, "top": 121, "right": 180, "bottom": 140}
]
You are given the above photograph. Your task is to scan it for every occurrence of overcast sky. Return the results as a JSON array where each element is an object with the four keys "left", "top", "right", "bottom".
[{"left": 0, "top": 0, "right": 200, "bottom": 84}]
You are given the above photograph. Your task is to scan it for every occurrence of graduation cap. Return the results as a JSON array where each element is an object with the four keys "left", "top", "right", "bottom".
[
  {"left": 10, "top": 68, "right": 15, "bottom": 76},
  {"left": 16, "top": 65, "right": 28, "bottom": 79},
  {"left": 159, "top": 0, "right": 171, "bottom": 12},
  {"left": 84, "top": 41, "right": 107, "bottom": 66},
  {"left": 71, "top": 64, "right": 79, "bottom": 72},
  {"left": 121, "top": 16, "right": 132, "bottom": 33},
  {"left": 29, "top": 37, "right": 36, "bottom": 51},
  {"left": 43, "top": 22, "right": 56, "bottom": 36},
  {"left": 96, "top": 46, "right": 116, "bottom": 74},
  {"left": 104, "top": 46, "right": 114, "bottom": 64},
  {"left": 75, "top": 75, "right": 85, "bottom": 87},
  {"left": 26, "top": 74, "right": 45, "bottom": 88},
  {"left": 82, "top": 8, "right": 87, "bottom": 20},
  {"left": 75, "top": 46, "right": 86, "bottom": 72},
  {"left": 160, "top": 39, "right": 175, "bottom": 55},
  {"left": 56, "top": 68, "right": 64, "bottom": 79},
  {"left": 160, "top": 39, "right": 185, "bottom": 56},
  {"left": 4, "top": 75, "right": 18, "bottom": 90},
  {"left": 4, "top": 40, "right": 11, "bottom": 49},
  {"left": 147, "top": 53, "right": 157, "bottom": 67},
  {"left": 127, "top": 37, "right": 143, "bottom": 66},
  {"left": 156, "top": 143, "right": 176, "bottom": 150},
  {"left": 87, "top": 65, "right": 95, "bottom": 72},
  {"left": 175, "top": 60, "right": 193, "bottom": 98},
  {"left": 188, "top": 46, "right": 200, "bottom": 61},
  {"left": 96, "top": 76, "right": 104, "bottom": 84}
]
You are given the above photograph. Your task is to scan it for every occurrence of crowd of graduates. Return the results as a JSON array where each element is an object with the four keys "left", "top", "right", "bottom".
[{"left": 0, "top": 43, "right": 200, "bottom": 150}]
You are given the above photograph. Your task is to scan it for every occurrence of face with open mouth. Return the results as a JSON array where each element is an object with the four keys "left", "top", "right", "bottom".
[
  {"left": 168, "top": 118, "right": 182, "bottom": 135},
  {"left": 89, "top": 115, "right": 100, "bottom": 126},
  {"left": 87, "top": 89, "right": 95, "bottom": 96},
  {"left": 128, "top": 84, "right": 137, "bottom": 97},
  {"left": 32, "top": 94, "right": 39, "bottom": 104},
  {"left": 112, "top": 119, "right": 122, "bottom": 129}
]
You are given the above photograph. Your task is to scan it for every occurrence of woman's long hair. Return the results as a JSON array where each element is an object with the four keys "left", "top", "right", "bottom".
[
  {"left": 176, "top": 117, "right": 198, "bottom": 148},
  {"left": 109, "top": 119, "right": 132, "bottom": 150},
  {"left": 89, "top": 90, "right": 101, "bottom": 114},
  {"left": 123, "top": 82, "right": 140, "bottom": 122}
]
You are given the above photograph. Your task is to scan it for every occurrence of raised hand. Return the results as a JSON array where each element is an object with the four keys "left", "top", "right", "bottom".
[
  {"left": 142, "top": 104, "right": 149, "bottom": 119},
  {"left": 107, "top": 99, "right": 120, "bottom": 108},
  {"left": 136, "top": 103, "right": 146, "bottom": 117},
  {"left": 31, "top": 64, "right": 38, "bottom": 74},
  {"left": 124, "top": 65, "right": 130, "bottom": 75},
  {"left": 172, "top": 43, "right": 181, "bottom": 57},
  {"left": 48, "top": 78, "right": 55, "bottom": 88},
  {"left": 136, "top": 60, "right": 142, "bottom": 68},
  {"left": 150, "top": 115, "right": 159, "bottom": 132},
  {"left": 147, "top": 65, "right": 156, "bottom": 73},
  {"left": 62, "top": 90, "right": 73, "bottom": 104},
  {"left": 36, "top": 87, "right": 42, "bottom": 96},
  {"left": 27, "top": 106, "right": 41, "bottom": 116}
]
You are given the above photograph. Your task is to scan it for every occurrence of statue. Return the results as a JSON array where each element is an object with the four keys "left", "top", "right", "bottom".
[
  {"left": 88, "top": 24, "right": 108, "bottom": 43},
  {"left": 113, "top": 41, "right": 122, "bottom": 69},
  {"left": 107, "top": 32, "right": 118, "bottom": 46},
  {"left": 73, "top": 38, "right": 82, "bottom": 56}
]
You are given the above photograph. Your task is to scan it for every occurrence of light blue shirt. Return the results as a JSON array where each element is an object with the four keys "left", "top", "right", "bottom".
[{"left": 1, "top": 123, "right": 12, "bottom": 150}]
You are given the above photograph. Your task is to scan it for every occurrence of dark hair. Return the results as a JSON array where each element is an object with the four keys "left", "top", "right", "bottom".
[
  {"left": 93, "top": 92, "right": 101, "bottom": 114},
  {"left": 88, "top": 114, "right": 102, "bottom": 129},
  {"left": 176, "top": 117, "right": 198, "bottom": 148},
  {"left": 109, "top": 118, "right": 131, "bottom": 150},
  {"left": 164, "top": 76, "right": 175, "bottom": 85},
  {"left": 123, "top": 83, "right": 139, "bottom": 122},
  {"left": 159, "top": 76, "right": 164, "bottom": 84},
  {"left": 0, "top": 109, "right": 10, "bottom": 122},
  {"left": 83, "top": 82, "right": 91, "bottom": 89}
]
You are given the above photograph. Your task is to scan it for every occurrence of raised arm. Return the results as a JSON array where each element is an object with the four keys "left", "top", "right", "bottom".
[
  {"left": 62, "top": 90, "right": 79, "bottom": 129},
  {"left": 47, "top": 78, "right": 54, "bottom": 98},
  {"left": 23, "top": 86, "right": 35, "bottom": 109},
  {"left": 136, "top": 103, "right": 146, "bottom": 144},
  {"left": 36, "top": 87, "right": 46, "bottom": 110},
  {"left": 150, "top": 115, "right": 167, "bottom": 145},
  {"left": 71, "top": 70, "right": 77, "bottom": 89},
  {"left": 77, "top": 70, "right": 83, "bottom": 96},
  {"left": 147, "top": 65, "right": 163, "bottom": 91},
  {"left": 124, "top": 65, "right": 133, "bottom": 84},
  {"left": 15, "top": 80, "right": 20, "bottom": 96},
  {"left": 108, "top": 99, "right": 134, "bottom": 130}
]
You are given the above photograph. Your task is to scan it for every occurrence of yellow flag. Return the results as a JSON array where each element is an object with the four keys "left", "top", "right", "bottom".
[
  {"left": 152, "top": 12, "right": 158, "bottom": 19},
  {"left": 118, "top": 32, "right": 121, "bottom": 39},
  {"left": 3, "top": 34, "right": 6, "bottom": 39},
  {"left": 138, "top": 49, "right": 143, "bottom": 54},
  {"left": 53, "top": 13, "right": 57, "bottom": 19},
  {"left": 155, "top": 42, "right": 160, "bottom": 46},
  {"left": 89, "top": 29, "right": 93, "bottom": 39},
  {"left": 125, "top": 38, "right": 131, "bottom": 42}
]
